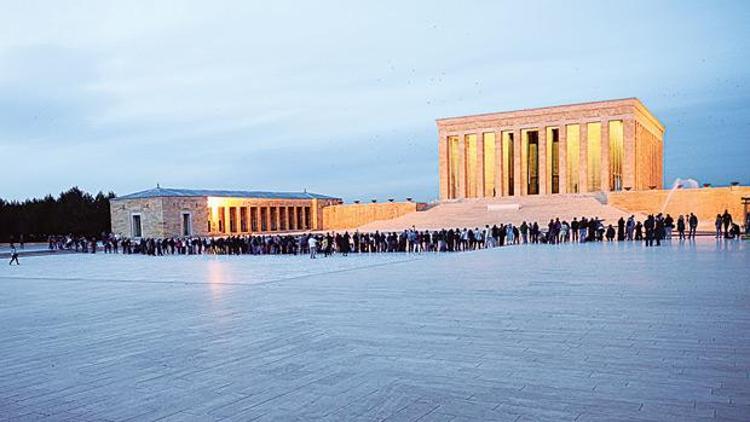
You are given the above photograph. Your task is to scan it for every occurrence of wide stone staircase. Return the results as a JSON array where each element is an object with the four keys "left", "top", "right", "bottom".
[{"left": 358, "top": 193, "right": 645, "bottom": 231}]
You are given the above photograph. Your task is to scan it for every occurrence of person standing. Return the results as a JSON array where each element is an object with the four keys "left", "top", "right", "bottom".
[
  {"left": 8, "top": 245, "right": 20, "bottom": 265},
  {"left": 722, "top": 210, "right": 733, "bottom": 238},
  {"left": 307, "top": 235, "right": 318, "bottom": 259},
  {"left": 688, "top": 213, "right": 698, "bottom": 239},
  {"left": 626, "top": 216, "right": 636, "bottom": 241},
  {"left": 714, "top": 214, "right": 723, "bottom": 239},
  {"left": 644, "top": 215, "right": 654, "bottom": 247},
  {"left": 571, "top": 218, "right": 579, "bottom": 242},
  {"left": 655, "top": 215, "right": 664, "bottom": 246},
  {"left": 677, "top": 215, "right": 686, "bottom": 240},
  {"left": 664, "top": 214, "right": 674, "bottom": 240}
]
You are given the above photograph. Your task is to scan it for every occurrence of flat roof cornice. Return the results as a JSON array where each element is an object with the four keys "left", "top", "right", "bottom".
[{"left": 436, "top": 97, "right": 664, "bottom": 131}]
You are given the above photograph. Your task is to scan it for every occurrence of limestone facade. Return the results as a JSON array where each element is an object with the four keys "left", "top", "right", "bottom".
[
  {"left": 110, "top": 188, "right": 341, "bottom": 238},
  {"left": 321, "top": 201, "right": 427, "bottom": 230},
  {"left": 607, "top": 186, "right": 750, "bottom": 230},
  {"left": 437, "top": 98, "right": 665, "bottom": 200}
]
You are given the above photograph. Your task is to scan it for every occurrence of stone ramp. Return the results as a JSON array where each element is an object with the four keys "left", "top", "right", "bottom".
[{"left": 358, "top": 194, "right": 645, "bottom": 231}]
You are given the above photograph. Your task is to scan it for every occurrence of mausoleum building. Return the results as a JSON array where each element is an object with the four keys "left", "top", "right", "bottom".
[{"left": 437, "top": 98, "right": 664, "bottom": 200}]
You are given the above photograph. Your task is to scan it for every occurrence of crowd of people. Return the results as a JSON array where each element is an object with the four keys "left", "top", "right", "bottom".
[
  {"left": 5, "top": 210, "right": 746, "bottom": 264},
  {"left": 78, "top": 210, "right": 746, "bottom": 259}
]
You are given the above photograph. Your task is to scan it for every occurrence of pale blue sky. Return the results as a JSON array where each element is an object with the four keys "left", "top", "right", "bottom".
[{"left": 1, "top": 1, "right": 748, "bottom": 201}]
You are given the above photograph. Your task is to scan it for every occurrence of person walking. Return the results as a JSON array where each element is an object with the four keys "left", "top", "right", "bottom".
[{"left": 8, "top": 245, "right": 20, "bottom": 265}]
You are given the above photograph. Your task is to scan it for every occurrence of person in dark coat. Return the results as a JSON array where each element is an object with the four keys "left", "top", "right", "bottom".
[
  {"left": 654, "top": 215, "right": 664, "bottom": 246},
  {"left": 722, "top": 210, "right": 733, "bottom": 238},
  {"left": 617, "top": 217, "right": 625, "bottom": 241},
  {"left": 644, "top": 215, "right": 654, "bottom": 247}
]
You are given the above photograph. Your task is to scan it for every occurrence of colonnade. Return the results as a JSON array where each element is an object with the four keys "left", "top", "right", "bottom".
[
  {"left": 212, "top": 204, "right": 312, "bottom": 234},
  {"left": 440, "top": 119, "right": 632, "bottom": 200}
]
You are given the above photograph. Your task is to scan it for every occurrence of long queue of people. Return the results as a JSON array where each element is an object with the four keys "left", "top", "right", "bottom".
[{"left": 86, "top": 210, "right": 743, "bottom": 259}]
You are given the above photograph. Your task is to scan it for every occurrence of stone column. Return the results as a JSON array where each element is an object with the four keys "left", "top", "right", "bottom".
[
  {"left": 538, "top": 128, "right": 547, "bottom": 195},
  {"left": 476, "top": 133, "right": 485, "bottom": 198},
  {"left": 658, "top": 139, "right": 663, "bottom": 189},
  {"left": 558, "top": 125, "right": 567, "bottom": 194},
  {"left": 513, "top": 129, "right": 522, "bottom": 197},
  {"left": 600, "top": 119, "right": 610, "bottom": 192},
  {"left": 579, "top": 123, "right": 588, "bottom": 193},
  {"left": 457, "top": 134, "right": 467, "bottom": 199},
  {"left": 494, "top": 131, "right": 503, "bottom": 197},
  {"left": 623, "top": 119, "right": 636, "bottom": 191},
  {"left": 438, "top": 132, "right": 449, "bottom": 200},
  {"left": 311, "top": 199, "right": 321, "bottom": 230}
]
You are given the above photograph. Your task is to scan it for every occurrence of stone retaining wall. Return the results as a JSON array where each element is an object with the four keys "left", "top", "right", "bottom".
[
  {"left": 608, "top": 186, "right": 750, "bottom": 228},
  {"left": 321, "top": 202, "right": 426, "bottom": 230}
]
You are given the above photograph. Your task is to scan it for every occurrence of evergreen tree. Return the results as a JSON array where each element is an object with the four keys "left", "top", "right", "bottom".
[{"left": 0, "top": 187, "right": 116, "bottom": 242}]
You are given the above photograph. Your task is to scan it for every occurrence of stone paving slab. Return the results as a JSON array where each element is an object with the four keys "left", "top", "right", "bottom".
[{"left": 0, "top": 239, "right": 748, "bottom": 421}]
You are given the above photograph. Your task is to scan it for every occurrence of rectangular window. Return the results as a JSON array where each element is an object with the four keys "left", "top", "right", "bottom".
[
  {"left": 587, "top": 122, "right": 602, "bottom": 191},
  {"left": 448, "top": 136, "right": 460, "bottom": 199},
  {"left": 131, "top": 214, "right": 142, "bottom": 238},
  {"left": 566, "top": 124, "right": 580, "bottom": 193},
  {"left": 547, "top": 127, "right": 560, "bottom": 194},
  {"left": 288, "top": 206, "right": 296, "bottom": 230},
  {"left": 260, "top": 207, "right": 267, "bottom": 232},
  {"left": 523, "top": 130, "right": 539, "bottom": 195},
  {"left": 502, "top": 131, "right": 514, "bottom": 196},
  {"left": 483, "top": 132, "right": 496, "bottom": 197},
  {"left": 229, "top": 207, "right": 237, "bottom": 233},
  {"left": 270, "top": 207, "right": 278, "bottom": 231},
  {"left": 609, "top": 120, "right": 624, "bottom": 191},
  {"left": 250, "top": 207, "right": 258, "bottom": 232},
  {"left": 182, "top": 212, "right": 191, "bottom": 236},
  {"left": 465, "top": 134, "right": 478, "bottom": 198},
  {"left": 240, "top": 206, "right": 248, "bottom": 232},
  {"left": 218, "top": 207, "right": 225, "bottom": 233},
  {"left": 279, "top": 207, "right": 287, "bottom": 231}
]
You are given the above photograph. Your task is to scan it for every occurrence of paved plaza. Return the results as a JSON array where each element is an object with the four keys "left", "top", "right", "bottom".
[{"left": 1, "top": 239, "right": 749, "bottom": 421}]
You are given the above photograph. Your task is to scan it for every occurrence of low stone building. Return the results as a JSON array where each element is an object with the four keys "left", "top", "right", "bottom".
[{"left": 110, "top": 187, "right": 341, "bottom": 238}]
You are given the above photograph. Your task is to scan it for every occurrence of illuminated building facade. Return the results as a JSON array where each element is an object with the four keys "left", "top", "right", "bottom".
[
  {"left": 437, "top": 98, "right": 664, "bottom": 200},
  {"left": 110, "top": 187, "right": 341, "bottom": 238}
]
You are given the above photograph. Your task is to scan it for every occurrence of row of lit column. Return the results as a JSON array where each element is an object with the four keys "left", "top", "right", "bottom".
[
  {"left": 440, "top": 119, "right": 632, "bottom": 200},
  {"left": 213, "top": 204, "right": 312, "bottom": 234}
]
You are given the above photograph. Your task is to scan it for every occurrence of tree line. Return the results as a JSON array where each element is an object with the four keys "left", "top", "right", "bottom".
[{"left": 0, "top": 187, "right": 115, "bottom": 243}]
